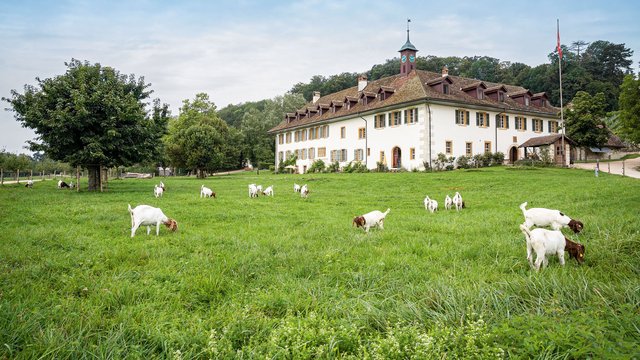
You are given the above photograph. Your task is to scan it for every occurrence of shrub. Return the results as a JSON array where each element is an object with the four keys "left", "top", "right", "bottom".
[
  {"left": 456, "top": 155, "right": 471, "bottom": 169},
  {"left": 307, "top": 159, "right": 326, "bottom": 173},
  {"left": 376, "top": 161, "right": 389, "bottom": 172},
  {"left": 434, "top": 153, "right": 455, "bottom": 171},
  {"left": 422, "top": 161, "right": 432, "bottom": 172},
  {"left": 492, "top": 152, "right": 505, "bottom": 166},
  {"left": 327, "top": 161, "right": 340, "bottom": 173}
]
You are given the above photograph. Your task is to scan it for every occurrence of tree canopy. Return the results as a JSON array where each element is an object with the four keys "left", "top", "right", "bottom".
[
  {"left": 617, "top": 74, "right": 640, "bottom": 144},
  {"left": 165, "top": 93, "right": 241, "bottom": 177},
  {"left": 3, "top": 59, "right": 170, "bottom": 190},
  {"left": 564, "top": 91, "right": 610, "bottom": 148}
]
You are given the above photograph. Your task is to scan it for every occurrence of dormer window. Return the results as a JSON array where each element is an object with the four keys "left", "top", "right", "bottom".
[
  {"left": 485, "top": 85, "right": 508, "bottom": 102},
  {"left": 359, "top": 91, "right": 377, "bottom": 105},
  {"left": 344, "top": 96, "right": 358, "bottom": 110},
  {"left": 461, "top": 82, "right": 487, "bottom": 100},
  {"left": 427, "top": 76, "right": 453, "bottom": 95},
  {"left": 531, "top": 92, "right": 549, "bottom": 107},
  {"left": 499, "top": 92, "right": 505, "bottom": 102},
  {"left": 378, "top": 86, "right": 396, "bottom": 101},
  {"left": 317, "top": 104, "right": 330, "bottom": 116},
  {"left": 331, "top": 100, "right": 343, "bottom": 113}
]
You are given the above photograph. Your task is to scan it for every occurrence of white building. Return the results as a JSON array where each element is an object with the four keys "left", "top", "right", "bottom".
[{"left": 269, "top": 30, "right": 563, "bottom": 173}]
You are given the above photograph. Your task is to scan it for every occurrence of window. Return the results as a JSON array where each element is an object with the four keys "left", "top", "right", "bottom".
[
  {"left": 358, "top": 127, "right": 366, "bottom": 139},
  {"left": 445, "top": 141, "right": 453, "bottom": 155},
  {"left": 302, "top": 129, "right": 307, "bottom": 141},
  {"left": 515, "top": 116, "right": 527, "bottom": 131},
  {"left": 465, "top": 142, "right": 473, "bottom": 156},
  {"left": 367, "top": 148, "right": 370, "bottom": 156},
  {"left": 294, "top": 131, "right": 300, "bottom": 142},
  {"left": 309, "top": 127, "right": 316, "bottom": 140},
  {"left": 532, "top": 119, "right": 543, "bottom": 132},
  {"left": 496, "top": 114, "right": 509, "bottom": 129},
  {"left": 498, "top": 92, "right": 505, "bottom": 102},
  {"left": 286, "top": 150, "right": 292, "bottom": 159},
  {"left": 548, "top": 120, "right": 559, "bottom": 133},
  {"left": 380, "top": 151, "right": 386, "bottom": 164},
  {"left": 374, "top": 114, "right": 386, "bottom": 128},
  {"left": 340, "top": 126, "right": 346, "bottom": 139},
  {"left": 455, "top": 109, "right": 470, "bottom": 125},
  {"left": 354, "top": 149, "right": 364, "bottom": 161},
  {"left": 443, "top": 83, "right": 450, "bottom": 94},
  {"left": 512, "top": 136, "right": 518, "bottom": 143},
  {"left": 525, "top": 97, "right": 530, "bottom": 106},
  {"left": 318, "top": 147, "right": 326, "bottom": 157},
  {"left": 301, "top": 148, "right": 307, "bottom": 160},
  {"left": 476, "top": 112, "right": 489, "bottom": 127},
  {"left": 324, "top": 125, "right": 329, "bottom": 138},
  {"left": 330, "top": 150, "right": 338, "bottom": 162},
  {"left": 278, "top": 151, "right": 284, "bottom": 162},
  {"left": 477, "top": 89, "right": 484, "bottom": 99},
  {"left": 410, "top": 147, "right": 415, "bottom": 160},
  {"left": 278, "top": 134, "right": 284, "bottom": 144},
  {"left": 404, "top": 108, "right": 418, "bottom": 124},
  {"left": 484, "top": 141, "right": 492, "bottom": 153},
  {"left": 330, "top": 149, "right": 347, "bottom": 162},
  {"left": 341, "top": 149, "right": 347, "bottom": 162},
  {"left": 286, "top": 132, "right": 292, "bottom": 143},
  {"left": 309, "top": 148, "right": 315, "bottom": 160},
  {"left": 389, "top": 111, "right": 401, "bottom": 126}
]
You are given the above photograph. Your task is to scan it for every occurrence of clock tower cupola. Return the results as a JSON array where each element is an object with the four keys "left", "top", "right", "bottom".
[{"left": 399, "top": 19, "right": 418, "bottom": 76}]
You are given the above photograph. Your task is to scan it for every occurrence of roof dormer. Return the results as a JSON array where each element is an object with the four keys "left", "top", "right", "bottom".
[
  {"left": 344, "top": 96, "right": 358, "bottom": 110},
  {"left": 285, "top": 113, "right": 296, "bottom": 123},
  {"left": 426, "top": 76, "right": 453, "bottom": 94},
  {"left": 531, "top": 92, "right": 550, "bottom": 107},
  {"left": 461, "top": 81, "right": 487, "bottom": 100},
  {"left": 307, "top": 107, "right": 319, "bottom": 118},
  {"left": 317, "top": 103, "right": 330, "bottom": 115},
  {"left": 359, "top": 91, "right": 377, "bottom": 105},
  {"left": 331, "top": 100, "right": 343, "bottom": 113},
  {"left": 377, "top": 86, "right": 396, "bottom": 101},
  {"left": 485, "top": 85, "right": 508, "bottom": 102},
  {"left": 509, "top": 90, "right": 533, "bottom": 106}
]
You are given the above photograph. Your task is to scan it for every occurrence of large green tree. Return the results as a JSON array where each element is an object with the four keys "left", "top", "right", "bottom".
[
  {"left": 3, "top": 59, "right": 170, "bottom": 191},
  {"left": 564, "top": 91, "right": 610, "bottom": 148},
  {"left": 617, "top": 74, "right": 640, "bottom": 144},
  {"left": 165, "top": 93, "right": 241, "bottom": 177}
]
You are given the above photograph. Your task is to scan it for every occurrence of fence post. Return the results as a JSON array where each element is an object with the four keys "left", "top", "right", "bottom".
[
  {"left": 622, "top": 160, "right": 625, "bottom": 176},
  {"left": 1, "top": 168, "right": 3, "bottom": 185}
]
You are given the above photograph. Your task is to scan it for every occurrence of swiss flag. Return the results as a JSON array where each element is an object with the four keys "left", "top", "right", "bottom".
[{"left": 557, "top": 22, "right": 562, "bottom": 59}]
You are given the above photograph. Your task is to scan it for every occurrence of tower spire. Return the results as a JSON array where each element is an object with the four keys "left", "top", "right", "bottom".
[
  {"left": 399, "top": 19, "right": 418, "bottom": 75},
  {"left": 407, "top": 18, "right": 411, "bottom": 43}
]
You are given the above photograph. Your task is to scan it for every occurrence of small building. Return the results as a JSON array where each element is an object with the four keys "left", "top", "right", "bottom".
[
  {"left": 575, "top": 135, "right": 626, "bottom": 160},
  {"left": 518, "top": 134, "right": 576, "bottom": 166}
]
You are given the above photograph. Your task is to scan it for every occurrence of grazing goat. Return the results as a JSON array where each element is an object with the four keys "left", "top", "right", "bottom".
[
  {"left": 444, "top": 195, "right": 452, "bottom": 210},
  {"left": 263, "top": 185, "right": 274, "bottom": 196},
  {"left": 519, "top": 202, "right": 583, "bottom": 234},
  {"left": 300, "top": 184, "right": 310, "bottom": 198},
  {"left": 248, "top": 184, "right": 259, "bottom": 198},
  {"left": 57, "top": 180, "right": 71, "bottom": 189},
  {"left": 159, "top": 181, "right": 165, "bottom": 191},
  {"left": 294, "top": 183, "right": 301, "bottom": 193},
  {"left": 128, "top": 204, "right": 177, "bottom": 237},
  {"left": 154, "top": 184, "right": 164, "bottom": 198},
  {"left": 25, "top": 180, "right": 34, "bottom": 188},
  {"left": 353, "top": 208, "right": 391, "bottom": 233},
  {"left": 519, "top": 224, "right": 585, "bottom": 271},
  {"left": 452, "top": 192, "right": 464, "bottom": 211},
  {"left": 256, "top": 185, "right": 263, "bottom": 193},
  {"left": 424, "top": 195, "right": 438, "bottom": 213},
  {"left": 200, "top": 185, "right": 216, "bottom": 198}
]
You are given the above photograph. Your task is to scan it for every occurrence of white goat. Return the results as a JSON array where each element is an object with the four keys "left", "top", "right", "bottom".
[
  {"left": 200, "top": 185, "right": 216, "bottom": 198},
  {"left": 159, "top": 181, "right": 165, "bottom": 191},
  {"left": 25, "top": 180, "right": 34, "bottom": 188},
  {"left": 519, "top": 202, "right": 583, "bottom": 234},
  {"left": 300, "top": 184, "right": 309, "bottom": 198},
  {"left": 248, "top": 184, "right": 259, "bottom": 198},
  {"left": 263, "top": 185, "right": 274, "bottom": 196},
  {"left": 154, "top": 184, "right": 164, "bottom": 198},
  {"left": 294, "top": 183, "right": 301, "bottom": 193},
  {"left": 57, "top": 180, "right": 71, "bottom": 189},
  {"left": 519, "top": 224, "right": 585, "bottom": 271},
  {"left": 424, "top": 195, "right": 438, "bottom": 213},
  {"left": 444, "top": 195, "right": 453, "bottom": 210},
  {"left": 128, "top": 204, "right": 177, "bottom": 237},
  {"left": 353, "top": 208, "right": 391, "bottom": 233},
  {"left": 256, "top": 185, "right": 263, "bottom": 193},
  {"left": 452, "top": 192, "right": 463, "bottom": 211}
]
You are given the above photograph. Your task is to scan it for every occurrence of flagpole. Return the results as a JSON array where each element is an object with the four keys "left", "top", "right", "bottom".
[{"left": 557, "top": 19, "right": 565, "bottom": 166}]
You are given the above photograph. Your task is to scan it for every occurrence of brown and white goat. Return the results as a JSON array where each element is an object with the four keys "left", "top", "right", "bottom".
[
  {"left": 519, "top": 224, "right": 585, "bottom": 271},
  {"left": 520, "top": 202, "right": 584, "bottom": 234},
  {"left": 353, "top": 208, "right": 391, "bottom": 233},
  {"left": 128, "top": 204, "right": 177, "bottom": 237}
]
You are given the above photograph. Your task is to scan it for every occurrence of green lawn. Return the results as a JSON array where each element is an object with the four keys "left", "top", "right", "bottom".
[{"left": 1, "top": 167, "right": 638, "bottom": 359}]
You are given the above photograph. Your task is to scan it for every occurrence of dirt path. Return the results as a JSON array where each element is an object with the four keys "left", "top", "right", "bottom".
[{"left": 571, "top": 156, "right": 640, "bottom": 179}]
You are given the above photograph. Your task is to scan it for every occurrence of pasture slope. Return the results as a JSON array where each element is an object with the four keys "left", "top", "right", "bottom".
[{"left": 0, "top": 167, "right": 638, "bottom": 359}]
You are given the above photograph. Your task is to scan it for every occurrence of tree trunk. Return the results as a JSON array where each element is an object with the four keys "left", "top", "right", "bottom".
[
  {"left": 16, "top": 169, "right": 20, "bottom": 183},
  {"left": 87, "top": 165, "right": 102, "bottom": 192}
]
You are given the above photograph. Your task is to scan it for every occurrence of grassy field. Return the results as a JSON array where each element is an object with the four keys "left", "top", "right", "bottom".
[{"left": 1, "top": 167, "right": 638, "bottom": 359}]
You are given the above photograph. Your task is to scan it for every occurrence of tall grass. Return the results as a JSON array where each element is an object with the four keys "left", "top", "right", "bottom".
[{"left": 0, "top": 167, "right": 638, "bottom": 358}]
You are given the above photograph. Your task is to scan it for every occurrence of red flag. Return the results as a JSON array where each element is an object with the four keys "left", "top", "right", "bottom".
[{"left": 557, "top": 21, "right": 562, "bottom": 59}]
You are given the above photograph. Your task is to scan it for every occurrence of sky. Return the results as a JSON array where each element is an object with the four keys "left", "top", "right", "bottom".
[{"left": 1, "top": 0, "right": 639, "bottom": 155}]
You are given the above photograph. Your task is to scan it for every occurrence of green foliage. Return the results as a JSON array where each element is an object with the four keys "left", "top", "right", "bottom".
[
  {"left": 0, "top": 169, "right": 639, "bottom": 358},
  {"left": 617, "top": 74, "right": 640, "bottom": 144},
  {"left": 375, "top": 161, "right": 388, "bottom": 172},
  {"left": 343, "top": 161, "right": 369, "bottom": 173},
  {"left": 307, "top": 159, "right": 326, "bottom": 173},
  {"left": 565, "top": 91, "right": 610, "bottom": 148},
  {"left": 492, "top": 152, "right": 505, "bottom": 165},
  {"left": 165, "top": 93, "right": 241, "bottom": 177},
  {"left": 456, "top": 155, "right": 471, "bottom": 169},
  {"left": 434, "top": 153, "right": 455, "bottom": 171},
  {"left": 2, "top": 59, "right": 170, "bottom": 190},
  {"left": 327, "top": 161, "right": 340, "bottom": 173}
]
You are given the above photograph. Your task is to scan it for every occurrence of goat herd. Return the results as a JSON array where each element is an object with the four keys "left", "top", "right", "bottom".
[{"left": 123, "top": 179, "right": 588, "bottom": 272}]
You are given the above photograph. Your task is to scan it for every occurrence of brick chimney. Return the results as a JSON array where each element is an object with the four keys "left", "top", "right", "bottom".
[
  {"left": 312, "top": 91, "right": 321, "bottom": 103},
  {"left": 442, "top": 65, "right": 449, "bottom": 77},
  {"left": 358, "top": 74, "right": 368, "bottom": 91}
]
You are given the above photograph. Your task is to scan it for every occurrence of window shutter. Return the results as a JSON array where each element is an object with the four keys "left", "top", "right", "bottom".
[
  {"left": 548, "top": 121, "right": 551, "bottom": 132},
  {"left": 524, "top": 119, "right": 527, "bottom": 130},
  {"left": 404, "top": 110, "right": 408, "bottom": 124},
  {"left": 455, "top": 110, "right": 460, "bottom": 124},
  {"left": 465, "top": 111, "right": 470, "bottom": 125},
  {"left": 486, "top": 114, "right": 490, "bottom": 127},
  {"left": 506, "top": 116, "right": 509, "bottom": 129},
  {"left": 476, "top": 112, "right": 479, "bottom": 126},
  {"left": 532, "top": 119, "right": 535, "bottom": 131}
]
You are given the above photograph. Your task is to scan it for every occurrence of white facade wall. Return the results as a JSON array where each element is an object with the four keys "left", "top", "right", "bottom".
[{"left": 275, "top": 101, "right": 561, "bottom": 173}]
